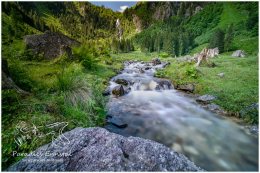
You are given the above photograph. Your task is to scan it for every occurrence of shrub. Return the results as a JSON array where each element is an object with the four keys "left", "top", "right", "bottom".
[
  {"left": 72, "top": 45, "right": 99, "bottom": 70},
  {"left": 185, "top": 65, "right": 198, "bottom": 78},
  {"left": 159, "top": 52, "right": 170, "bottom": 58},
  {"left": 8, "top": 61, "right": 36, "bottom": 92}
]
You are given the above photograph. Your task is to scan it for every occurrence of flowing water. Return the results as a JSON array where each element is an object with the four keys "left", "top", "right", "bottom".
[{"left": 104, "top": 60, "right": 258, "bottom": 171}]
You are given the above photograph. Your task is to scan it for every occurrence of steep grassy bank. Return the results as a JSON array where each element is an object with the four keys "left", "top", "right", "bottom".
[{"left": 1, "top": 40, "right": 123, "bottom": 169}]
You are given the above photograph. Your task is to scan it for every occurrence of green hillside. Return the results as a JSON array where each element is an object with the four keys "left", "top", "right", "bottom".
[{"left": 133, "top": 2, "right": 258, "bottom": 55}]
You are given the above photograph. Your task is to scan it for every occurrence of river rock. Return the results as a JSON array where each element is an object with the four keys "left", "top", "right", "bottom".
[
  {"left": 152, "top": 58, "right": 161, "bottom": 65},
  {"left": 102, "top": 87, "right": 111, "bottom": 96},
  {"left": 176, "top": 84, "right": 195, "bottom": 93},
  {"left": 107, "top": 117, "right": 127, "bottom": 128},
  {"left": 115, "top": 78, "right": 129, "bottom": 86},
  {"left": 239, "top": 103, "right": 258, "bottom": 118},
  {"left": 145, "top": 66, "right": 152, "bottom": 70},
  {"left": 112, "top": 85, "right": 126, "bottom": 96},
  {"left": 232, "top": 50, "right": 246, "bottom": 57},
  {"left": 162, "top": 62, "right": 171, "bottom": 68},
  {"left": 204, "top": 103, "right": 220, "bottom": 111},
  {"left": 154, "top": 78, "right": 173, "bottom": 90},
  {"left": 196, "top": 95, "right": 216, "bottom": 104},
  {"left": 7, "top": 127, "right": 203, "bottom": 171},
  {"left": 246, "top": 125, "right": 259, "bottom": 135}
]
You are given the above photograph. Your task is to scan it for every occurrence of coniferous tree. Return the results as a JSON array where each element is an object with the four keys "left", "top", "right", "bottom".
[
  {"left": 224, "top": 24, "right": 234, "bottom": 52},
  {"left": 173, "top": 38, "right": 180, "bottom": 57},
  {"left": 208, "top": 28, "right": 225, "bottom": 53}
]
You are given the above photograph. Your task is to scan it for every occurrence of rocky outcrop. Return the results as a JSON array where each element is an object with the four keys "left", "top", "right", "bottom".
[
  {"left": 7, "top": 127, "right": 203, "bottom": 171},
  {"left": 232, "top": 50, "right": 246, "bottom": 57},
  {"left": 24, "top": 31, "right": 80, "bottom": 60},
  {"left": 132, "top": 14, "right": 142, "bottom": 32},
  {"left": 152, "top": 2, "right": 176, "bottom": 20}
]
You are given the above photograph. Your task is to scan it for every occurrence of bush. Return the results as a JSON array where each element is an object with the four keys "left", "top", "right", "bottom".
[
  {"left": 159, "top": 52, "right": 170, "bottom": 58},
  {"left": 72, "top": 45, "right": 99, "bottom": 70},
  {"left": 8, "top": 61, "right": 36, "bottom": 92},
  {"left": 185, "top": 65, "right": 198, "bottom": 78},
  {"left": 19, "top": 49, "right": 44, "bottom": 61}
]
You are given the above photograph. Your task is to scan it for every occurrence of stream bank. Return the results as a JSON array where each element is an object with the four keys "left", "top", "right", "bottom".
[{"left": 104, "top": 59, "right": 258, "bottom": 171}]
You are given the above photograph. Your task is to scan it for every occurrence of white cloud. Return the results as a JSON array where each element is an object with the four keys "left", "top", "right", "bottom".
[{"left": 119, "top": 5, "right": 129, "bottom": 13}]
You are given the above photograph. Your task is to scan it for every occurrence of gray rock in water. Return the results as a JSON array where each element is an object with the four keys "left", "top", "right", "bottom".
[
  {"left": 107, "top": 117, "right": 128, "bottom": 128},
  {"left": 112, "top": 85, "right": 126, "bottom": 96},
  {"left": 152, "top": 58, "right": 161, "bottom": 65},
  {"left": 102, "top": 87, "right": 111, "bottom": 96},
  {"left": 196, "top": 95, "right": 216, "bottom": 104},
  {"left": 7, "top": 128, "right": 203, "bottom": 171},
  {"left": 115, "top": 78, "right": 129, "bottom": 86},
  {"left": 232, "top": 50, "right": 246, "bottom": 57},
  {"left": 176, "top": 84, "right": 195, "bottom": 93},
  {"left": 162, "top": 62, "right": 171, "bottom": 68},
  {"left": 154, "top": 78, "right": 173, "bottom": 90}
]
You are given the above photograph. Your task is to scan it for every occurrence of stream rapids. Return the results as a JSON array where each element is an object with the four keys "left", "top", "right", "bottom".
[{"left": 104, "top": 60, "right": 258, "bottom": 171}]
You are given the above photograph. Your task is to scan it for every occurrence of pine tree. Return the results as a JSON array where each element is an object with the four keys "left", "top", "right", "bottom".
[
  {"left": 208, "top": 28, "right": 225, "bottom": 53},
  {"left": 224, "top": 24, "right": 234, "bottom": 52},
  {"left": 10, "top": 8, "right": 22, "bottom": 37},
  {"left": 173, "top": 38, "right": 180, "bottom": 57}
]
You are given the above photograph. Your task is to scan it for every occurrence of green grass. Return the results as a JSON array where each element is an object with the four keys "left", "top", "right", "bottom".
[
  {"left": 111, "top": 50, "right": 160, "bottom": 62},
  {"left": 232, "top": 36, "right": 258, "bottom": 55},
  {"left": 157, "top": 54, "right": 258, "bottom": 123},
  {"left": 1, "top": 40, "right": 124, "bottom": 170}
]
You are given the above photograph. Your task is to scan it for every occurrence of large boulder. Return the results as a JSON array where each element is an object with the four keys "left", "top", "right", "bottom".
[
  {"left": 232, "top": 50, "right": 246, "bottom": 57},
  {"left": 7, "top": 127, "right": 203, "bottom": 171},
  {"left": 24, "top": 31, "right": 80, "bottom": 60}
]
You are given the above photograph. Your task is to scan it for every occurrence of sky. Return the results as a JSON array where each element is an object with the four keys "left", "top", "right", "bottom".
[{"left": 90, "top": 1, "right": 137, "bottom": 12}]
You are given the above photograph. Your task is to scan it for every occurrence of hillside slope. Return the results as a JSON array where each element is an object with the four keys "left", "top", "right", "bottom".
[
  {"left": 131, "top": 2, "right": 258, "bottom": 55},
  {"left": 2, "top": 2, "right": 135, "bottom": 42}
]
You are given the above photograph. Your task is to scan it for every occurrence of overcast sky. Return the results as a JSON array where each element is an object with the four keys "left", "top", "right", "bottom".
[{"left": 90, "top": 1, "right": 137, "bottom": 12}]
